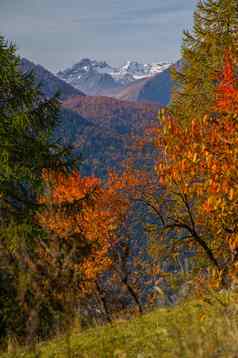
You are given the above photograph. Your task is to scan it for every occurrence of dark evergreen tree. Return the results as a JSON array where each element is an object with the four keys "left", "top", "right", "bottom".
[
  {"left": 0, "top": 35, "right": 75, "bottom": 344},
  {"left": 170, "top": 0, "right": 238, "bottom": 122}
]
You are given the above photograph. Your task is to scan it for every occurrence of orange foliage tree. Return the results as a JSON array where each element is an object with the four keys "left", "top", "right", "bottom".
[
  {"left": 36, "top": 169, "right": 129, "bottom": 310},
  {"left": 152, "top": 49, "right": 238, "bottom": 287}
]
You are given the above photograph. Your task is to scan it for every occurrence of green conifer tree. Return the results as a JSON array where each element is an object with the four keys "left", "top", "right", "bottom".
[
  {"left": 170, "top": 0, "right": 238, "bottom": 123},
  {"left": 0, "top": 35, "right": 75, "bottom": 343}
]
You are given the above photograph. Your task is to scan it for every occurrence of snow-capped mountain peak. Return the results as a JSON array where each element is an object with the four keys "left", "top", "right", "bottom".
[
  {"left": 119, "top": 60, "right": 171, "bottom": 80},
  {"left": 58, "top": 58, "right": 113, "bottom": 77},
  {"left": 57, "top": 58, "right": 171, "bottom": 95},
  {"left": 122, "top": 61, "right": 146, "bottom": 73}
]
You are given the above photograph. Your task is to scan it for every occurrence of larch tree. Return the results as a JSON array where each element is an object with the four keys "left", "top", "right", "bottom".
[{"left": 170, "top": 0, "right": 238, "bottom": 123}]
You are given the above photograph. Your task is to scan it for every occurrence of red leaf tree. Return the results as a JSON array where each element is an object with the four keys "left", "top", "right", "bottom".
[{"left": 152, "top": 50, "right": 238, "bottom": 287}]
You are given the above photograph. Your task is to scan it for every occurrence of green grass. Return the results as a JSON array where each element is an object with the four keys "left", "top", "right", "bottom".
[{"left": 2, "top": 292, "right": 238, "bottom": 358}]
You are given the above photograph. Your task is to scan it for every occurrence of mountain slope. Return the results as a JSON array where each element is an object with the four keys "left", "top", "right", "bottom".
[
  {"left": 20, "top": 58, "right": 85, "bottom": 100},
  {"left": 115, "top": 65, "right": 175, "bottom": 106},
  {"left": 61, "top": 95, "right": 160, "bottom": 177},
  {"left": 114, "top": 77, "right": 149, "bottom": 102},
  {"left": 63, "top": 95, "right": 160, "bottom": 123},
  {"left": 137, "top": 67, "right": 174, "bottom": 106}
]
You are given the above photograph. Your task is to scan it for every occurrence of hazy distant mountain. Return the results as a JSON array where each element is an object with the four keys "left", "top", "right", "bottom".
[
  {"left": 137, "top": 67, "right": 174, "bottom": 106},
  {"left": 115, "top": 61, "right": 182, "bottom": 106},
  {"left": 20, "top": 58, "right": 85, "bottom": 100},
  {"left": 115, "top": 66, "right": 174, "bottom": 106},
  {"left": 57, "top": 58, "right": 170, "bottom": 97}
]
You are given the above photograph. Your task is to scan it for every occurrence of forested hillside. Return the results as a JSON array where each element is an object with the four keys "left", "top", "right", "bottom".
[{"left": 61, "top": 95, "right": 160, "bottom": 176}]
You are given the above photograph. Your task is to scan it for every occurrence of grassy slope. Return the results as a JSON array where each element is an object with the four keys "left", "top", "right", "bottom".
[{"left": 2, "top": 293, "right": 238, "bottom": 358}]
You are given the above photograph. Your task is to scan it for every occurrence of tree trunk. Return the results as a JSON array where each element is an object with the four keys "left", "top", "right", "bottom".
[
  {"left": 25, "top": 305, "right": 40, "bottom": 347},
  {"left": 122, "top": 278, "right": 143, "bottom": 314},
  {"left": 95, "top": 281, "right": 112, "bottom": 323}
]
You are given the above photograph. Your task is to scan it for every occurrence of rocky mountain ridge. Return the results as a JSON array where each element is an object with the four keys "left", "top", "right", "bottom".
[{"left": 57, "top": 58, "right": 171, "bottom": 98}]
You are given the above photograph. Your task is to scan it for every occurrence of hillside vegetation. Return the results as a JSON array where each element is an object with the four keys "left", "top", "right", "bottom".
[{"left": 3, "top": 292, "right": 238, "bottom": 357}]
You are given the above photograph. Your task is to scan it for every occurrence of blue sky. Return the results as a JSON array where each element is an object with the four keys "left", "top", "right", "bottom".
[{"left": 0, "top": 0, "right": 197, "bottom": 72}]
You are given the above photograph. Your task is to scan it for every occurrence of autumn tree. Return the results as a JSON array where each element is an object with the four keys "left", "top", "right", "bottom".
[
  {"left": 108, "top": 49, "right": 238, "bottom": 292},
  {"left": 152, "top": 50, "right": 238, "bottom": 288},
  {"left": 171, "top": 0, "right": 238, "bottom": 123},
  {"left": 36, "top": 169, "right": 130, "bottom": 323}
]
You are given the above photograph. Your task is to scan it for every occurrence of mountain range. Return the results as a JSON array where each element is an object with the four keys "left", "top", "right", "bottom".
[
  {"left": 57, "top": 58, "right": 173, "bottom": 104},
  {"left": 20, "top": 58, "right": 161, "bottom": 177}
]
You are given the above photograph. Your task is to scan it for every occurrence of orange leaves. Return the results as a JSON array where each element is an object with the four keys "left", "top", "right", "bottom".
[
  {"left": 41, "top": 170, "right": 100, "bottom": 204},
  {"left": 37, "top": 169, "right": 130, "bottom": 288},
  {"left": 151, "top": 49, "right": 238, "bottom": 285},
  {"left": 191, "top": 119, "right": 198, "bottom": 136},
  {"left": 228, "top": 234, "right": 238, "bottom": 253},
  {"left": 209, "top": 179, "right": 219, "bottom": 195},
  {"left": 216, "top": 49, "right": 238, "bottom": 113},
  {"left": 228, "top": 188, "right": 235, "bottom": 202}
]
